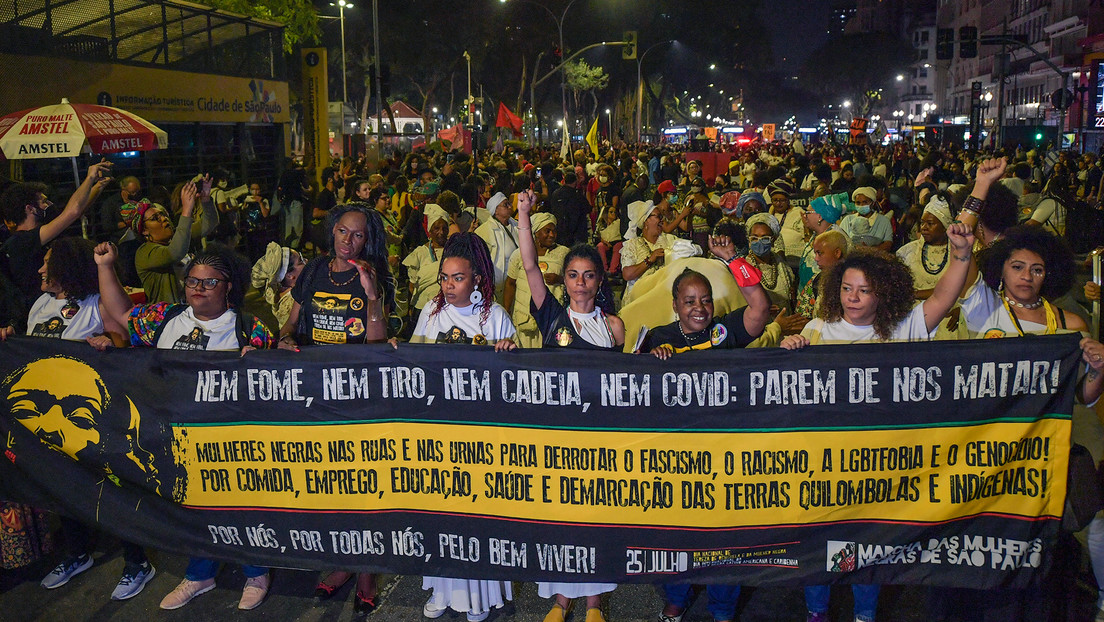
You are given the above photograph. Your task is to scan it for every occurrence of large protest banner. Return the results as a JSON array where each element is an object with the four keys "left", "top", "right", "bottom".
[{"left": 0, "top": 335, "right": 1080, "bottom": 587}]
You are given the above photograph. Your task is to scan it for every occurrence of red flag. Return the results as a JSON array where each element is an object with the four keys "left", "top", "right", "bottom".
[{"left": 495, "top": 102, "right": 523, "bottom": 138}]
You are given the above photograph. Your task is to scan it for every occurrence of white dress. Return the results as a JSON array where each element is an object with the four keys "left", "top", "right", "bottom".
[{"left": 414, "top": 301, "right": 516, "bottom": 614}]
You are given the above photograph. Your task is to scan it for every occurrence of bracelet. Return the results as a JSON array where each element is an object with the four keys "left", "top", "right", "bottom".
[
  {"left": 962, "top": 196, "right": 985, "bottom": 216},
  {"left": 517, "top": 226, "right": 530, "bottom": 230},
  {"left": 953, "top": 253, "right": 971, "bottom": 262},
  {"left": 279, "top": 334, "right": 296, "bottom": 344}
]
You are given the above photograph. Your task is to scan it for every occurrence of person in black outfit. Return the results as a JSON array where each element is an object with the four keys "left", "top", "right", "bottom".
[
  {"left": 517, "top": 188, "right": 625, "bottom": 353},
  {"left": 546, "top": 172, "right": 591, "bottom": 247},
  {"left": 0, "top": 161, "right": 112, "bottom": 313}
]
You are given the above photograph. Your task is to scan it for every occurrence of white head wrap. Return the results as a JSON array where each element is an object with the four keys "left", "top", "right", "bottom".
[
  {"left": 529, "top": 212, "right": 557, "bottom": 237},
  {"left": 486, "top": 192, "right": 508, "bottom": 215},
  {"left": 424, "top": 203, "right": 449, "bottom": 229},
  {"left": 744, "top": 212, "right": 780, "bottom": 237},
  {"left": 923, "top": 195, "right": 953, "bottom": 229},
  {"left": 625, "top": 200, "right": 657, "bottom": 240}
]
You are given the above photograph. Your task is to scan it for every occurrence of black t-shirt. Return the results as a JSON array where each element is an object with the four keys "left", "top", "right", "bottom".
[
  {"left": 640, "top": 307, "right": 754, "bottom": 354},
  {"left": 531, "top": 294, "right": 616, "bottom": 351},
  {"left": 1, "top": 228, "right": 45, "bottom": 312},
  {"left": 291, "top": 258, "right": 370, "bottom": 345},
  {"left": 594, "top": 184, "right": 620, "bottom": 231}
]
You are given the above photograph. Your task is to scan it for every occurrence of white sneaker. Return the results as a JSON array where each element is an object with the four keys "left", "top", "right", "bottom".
[
  {"left": 423, "top": 596, "right": 448, "bottom": 619},
  {"left": 467, "top": 610, "right": 489, "bottom": 622},
  {"left": 111, "top": 562, "right": 155, "bottom": 600},
  {"left": 40, "top": 555, "right": 93, "bottom": 589}
]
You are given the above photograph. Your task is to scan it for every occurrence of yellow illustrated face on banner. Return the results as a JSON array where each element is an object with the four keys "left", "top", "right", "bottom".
[
  {"left": 2, "top": 356, "right": 162, "bottom": 496},
  {"left": 5, "top": 357, "right": 106, "bottom": 459},
  {"left": 173, "top": 419, "right": 1069, "bottom": 529}
]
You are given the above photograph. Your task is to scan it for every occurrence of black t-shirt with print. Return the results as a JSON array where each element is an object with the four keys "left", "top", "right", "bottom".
[
  {"left": 292, "top": 258, "right": 370, "bottom": 345},
  {"left": 640, "top": 307, "right": 753, "bottom": 354},
  {"left": 531, "top": 294, "right": 616, "bottom": 351}
]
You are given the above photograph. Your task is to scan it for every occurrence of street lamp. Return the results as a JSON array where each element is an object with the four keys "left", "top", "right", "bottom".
[
  {"left": 605, "top": 108, "right": 611, "bottom": 138},
  {"left": 332, "top": 0, "right": 353, "bottom": 130}
]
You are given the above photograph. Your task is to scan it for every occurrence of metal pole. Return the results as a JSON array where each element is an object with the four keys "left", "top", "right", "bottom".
[
  {"left": 996, "top": 19, "right": 1007, "bottom": 148},
  {"left": 372, "top": 0, "right": 382, "bottom": 153},
  {"left": 339, "top": 2, "right": 347, "bottom": 107},
  {"left": 636, "top": 58, "right": 644, "bottom": 143},
  {"left": 1093, "top": 247, "right": 1103, "bottom": 341}
]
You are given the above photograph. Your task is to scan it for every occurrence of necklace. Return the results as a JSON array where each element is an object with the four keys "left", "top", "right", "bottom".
[
  {"left": 678, "top": 321, "right": 710, "bottom": 347},
  {"left": 920, "top": 242, "right": 948, "bottom": 275},
  {"left": 328, "top": 260, "right": 357, "bottom": 287},
  {"left": 747, "top": 254, "right": 779, "bottom": 289},
  {"left": 1003, "top": 293, "right": 1044, "bottom": 310}
]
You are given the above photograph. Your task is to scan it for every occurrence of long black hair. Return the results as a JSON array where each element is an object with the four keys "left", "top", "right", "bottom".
[
  {"left": 325, "top": 202, "right": 396, "bottom": 311},
  {"left": 561, "top": 243, "right": 616, "bottom": 315}
]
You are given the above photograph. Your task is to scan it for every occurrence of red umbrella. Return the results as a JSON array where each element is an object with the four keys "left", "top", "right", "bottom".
[{"left": 0, "top": 98, "right": 167, "bottom": 159}]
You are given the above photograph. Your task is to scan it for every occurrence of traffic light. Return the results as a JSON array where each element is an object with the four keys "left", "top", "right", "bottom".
[
  {"left": 936, "top": 28, "right": 954, "bottom": 60},
  {"left": 622, "top": 31, "right": 637, "bottom": 60},
  {"left": 1035, "top": 132, "right": 1044, "bottom": 141},
  {"left": 959, "top": 26, "right": 977, "bottom": 58}
]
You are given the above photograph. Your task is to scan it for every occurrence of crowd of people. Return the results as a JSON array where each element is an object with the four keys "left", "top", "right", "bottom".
[{"left": 2, "top": 134, "right": 1104, "bottom": 622}]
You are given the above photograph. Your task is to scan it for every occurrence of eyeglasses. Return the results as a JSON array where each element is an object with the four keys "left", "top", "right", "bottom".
[{"left": 184, "top": 276, "right": 227, "bottom": 290}]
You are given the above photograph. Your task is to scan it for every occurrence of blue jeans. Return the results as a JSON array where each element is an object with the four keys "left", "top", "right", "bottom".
[
  {"left": 805, "top": 584, "right": 879, "bottom": 621},
  {"left": 663, "top": 583, "right": 740, "bottom": 621},
  {"left": 184, "top": 557, "right": 267, "bottom": 581}
]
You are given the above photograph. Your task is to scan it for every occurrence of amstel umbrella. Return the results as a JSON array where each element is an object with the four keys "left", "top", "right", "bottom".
[{"left": 0, "top": 98, "right": 167, "bottom": 160}]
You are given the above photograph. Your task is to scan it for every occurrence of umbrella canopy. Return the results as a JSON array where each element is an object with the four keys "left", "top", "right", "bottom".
[{"left": 0, "top": 98, "right": 167, "bottom": 160}]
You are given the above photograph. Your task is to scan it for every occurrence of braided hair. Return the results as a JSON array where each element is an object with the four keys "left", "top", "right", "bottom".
[
  {"left": 185, "top": 243, "right": 249, "bottom": 309},
  {"left": 326, "top": 202, "right": 396, "bottom": 312},
  {"left": 429, "top": 232, "right": 496, "bottom": 327}
]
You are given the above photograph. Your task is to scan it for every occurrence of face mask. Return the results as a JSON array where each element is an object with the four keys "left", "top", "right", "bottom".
[
  {"left": 856, "top": 205, "right": 871, "bottom": 215},
  {"left": 218, "top": 181, "right": 228, "bottom": 189},
  {"left": 599, "top": 175, "right": 609, "bottom": 184},
  {"left": 691, "top": 186, "right": 703, "bottom": 194},
  {"left": 750, "top": 239, "right": 772, "bottom": 255},
  {"left": 667, "top": 194, "right": 678, "bottom": 203}
]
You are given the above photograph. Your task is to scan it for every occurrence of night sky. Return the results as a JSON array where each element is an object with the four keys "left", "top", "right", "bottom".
[{"left": 760, "top": 0, "right": 832, "bottom": 72}]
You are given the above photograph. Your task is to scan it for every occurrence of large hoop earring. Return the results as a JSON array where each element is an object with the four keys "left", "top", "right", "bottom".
[{"left": 469, "top": 289, "right": 483, "bottom": 306}]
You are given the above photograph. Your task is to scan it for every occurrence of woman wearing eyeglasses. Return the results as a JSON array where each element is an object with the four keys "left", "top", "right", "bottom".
[
  {"left": 743, "top": 212, "right": 794, "bottom": 313},
  {"left": 121, "top": 181, "right": 215, "bottom": 304},
  {"left": 94, "top": 240, "right": 276, "bottom": 610}
]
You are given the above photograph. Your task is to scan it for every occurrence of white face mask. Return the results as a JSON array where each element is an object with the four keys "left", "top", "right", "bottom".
[{"left": 599, "top": 175, "right": 609, "bottom": 184}]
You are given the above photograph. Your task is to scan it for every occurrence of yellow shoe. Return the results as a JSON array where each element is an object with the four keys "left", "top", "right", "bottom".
[
  {"left": 585, "top": 607, "right": 606, "bottom": 622},
  {"left": 543, "top": 604, "right": 566, "bottom": 622}
]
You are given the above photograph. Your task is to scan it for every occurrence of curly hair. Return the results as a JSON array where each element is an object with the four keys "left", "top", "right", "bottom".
[
  {"left": 0, "top": 181, "right": 48, "bottom": 225},
  {"left": 561, "top": 243, "right": 616, "bottom": 315},
  {"left": 325, "top": 202, "right": 396, "bottom": 311},
  {"left": 817, "top": 248, "right": 916, "bottom": 341},
  {"left": 430, "top": 233, "right": 496, "bottom": 327},
  {"left": 46, "top": 237, "right": 98, "bottom": 301},
  {"left": 977, "top": 225, "right": 1075, "bottom": 300},
  {"left": 186, "top": 243, "right": 250, "bottom": 309}
]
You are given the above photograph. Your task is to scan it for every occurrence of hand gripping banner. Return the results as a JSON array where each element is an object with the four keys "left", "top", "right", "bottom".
[{"left": 0, "top": 335, "right": 1081, "bottom": 587}]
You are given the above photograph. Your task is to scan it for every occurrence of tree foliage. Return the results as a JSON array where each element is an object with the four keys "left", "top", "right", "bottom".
[{"left": 193, "top": 0, "right": 320, "bottom": 53}]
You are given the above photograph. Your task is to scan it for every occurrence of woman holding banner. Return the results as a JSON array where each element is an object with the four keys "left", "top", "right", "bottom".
[
  {"left": 94, "top": 239, "right": 276, "bottom": 610},
  {"left": 274, "top": 203, "right": 393, "bottom": 614},
  {"left": 636, "top": 236, "right": 771, "bottom": 622},
  {"left": 515, "top": 190, "right": 620, "bottom": 620},
  {"left": 411, "top": 232, "right": 515, "bottom": 622},
  {"left": 952, "top": 158, "right": 1104, "bottom": 621},
  {"left": 780, "top": 216, "right": 976, "bottom": 621}
]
